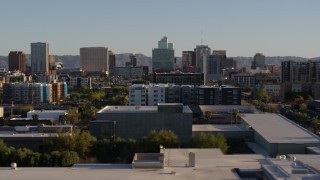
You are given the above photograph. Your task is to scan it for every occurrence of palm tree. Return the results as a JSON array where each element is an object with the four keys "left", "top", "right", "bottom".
[{"left": 231, "top": 108, "right": 239, "bottom": 124}]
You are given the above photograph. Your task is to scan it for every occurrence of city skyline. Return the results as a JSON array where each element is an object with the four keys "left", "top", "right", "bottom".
[{"left": 0, "top": 0, "right": 320, "bottom": 58}]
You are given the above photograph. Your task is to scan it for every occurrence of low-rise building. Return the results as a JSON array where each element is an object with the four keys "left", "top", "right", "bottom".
[
  {"left": 240, "top": 113, "right": 320, "bottom": 157},
  {"left": 69, "top": 77, "right": 92, "bottom": 89},
  {"left": 110, "top": 66, "right": 149, "bottom": 79},
  {"left": 27, "top": 110, "right": 68, "bottom": 121},
  {"left": 129, "top": 84, "right": 241, "bottom": 106},
  {"left": 231, "top": 74, "right": 256, "bottom": 88},
  {"left": 1, "top": 149, "right": 320, "bottom": 179},
  {"left": 153, "top": 72, "right": 204, "bottom": 86},
  {"left": 91, "top": 103, "right": 193, "bottom": 142}
]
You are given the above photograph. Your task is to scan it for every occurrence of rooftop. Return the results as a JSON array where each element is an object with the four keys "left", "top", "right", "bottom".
[
  {"left": 0, "top": 131, "right": 56, "bottom": 138},
  {"left": 241, "top": 113, "right": 320, "bottom": 144},
  {"left": 199, "top": 105, "right": 257, "bottom": 113},
  {"left": 0, "top": 149, "right": 266, "bottom": 180},
  {"left": 1, "top": 149, "right": 319, "bottom": 179},
  {"left": 192, "top": 124, "right": 246, "bottom": 132},
  {"left": 97, "top": 104, "right": 192, "bottom": 114},
  {"left": 28, "top": 110, "right": 67, "bottom": 113},
  {"left": 288, "top": 154, "right": 320, "bottom": 173}
]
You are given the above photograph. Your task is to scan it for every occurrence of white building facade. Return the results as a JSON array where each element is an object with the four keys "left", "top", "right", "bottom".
[{"left": 129, "top": 84, "right": 166, "bottom": 106}]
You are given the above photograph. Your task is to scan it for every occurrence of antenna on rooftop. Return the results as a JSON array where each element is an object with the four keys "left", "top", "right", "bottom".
[{"left": 201, "top": 30, "right": 203, "bottom": 45}]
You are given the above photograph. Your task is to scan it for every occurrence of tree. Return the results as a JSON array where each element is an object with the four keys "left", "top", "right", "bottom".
[
  {"left": 242, "top": 86, "right": 252, "bottom": 93},
  {"left": 188, "top": 133, "right": 229, "bottom": 154},
  {"left": 140, "top": 130, "right": 180, "bottom": 153},
  {"left": 311, "top": 117, "right": 320, "bottom": 134},
  {"left": 107, "top": 95, "right": 128, "bottom": 105},
  {"left": 295, "top": 112, "right": 307, "bottom": 127},
  {"left": 90, "top": 91, "right": 105, "bottom": 102},
  {"left": 60, "top": 151, "right": 79, "bottom": 167},
  {"left": 231, "top": 108, "right": 239, "bottom": 124},
  {"left": 254, "top": 88, "right": 271, "bottom": 103},
  {"left": 0, "top": 140, "right": 15, "bottom": 166},
  {"left": 44, "top": 129, "right": 96, "bottom": 159},
  {"left": 32, "top": 114, "right": 39, "bottom": 121},
  {"left": 204, "top": 111, "right": 212, "bottom": 123},
  {"left": 299, "top": 103, "right": 308, "bottom": 113},
  {"left": 19, "top": 106, "right": 33, "bottom": 117},
  {"left": 79, "top": 103, "right": 97, "bottom": 123},
  {"left": 66, "top": 107, "right": 79, "bottom": 124},
  {"left": 13, "top": 148, "right": 41, "bottom": 167},
  {"left": 93, "top": 138, "right": 137, "bottom": 163}
]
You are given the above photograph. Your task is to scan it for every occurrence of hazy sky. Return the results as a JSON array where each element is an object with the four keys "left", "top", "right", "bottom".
[{"left": 0, "top": 0, "right": 319, "bottom": 57}]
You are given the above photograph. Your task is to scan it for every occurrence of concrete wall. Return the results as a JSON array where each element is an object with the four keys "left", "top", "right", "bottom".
[{"left": 94, "top": 111, "right": 192, "bottom": 142}]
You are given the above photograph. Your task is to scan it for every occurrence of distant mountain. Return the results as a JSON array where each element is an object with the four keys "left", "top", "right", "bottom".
[
  {"left": 0, "top": 53, "right": 152, "bottom": 69},
  {"left": 0, "top": 54, "right": 319, "bottom": 70},
  {"left": 232, "top": 56, "right": 320, "bottom": 69}
]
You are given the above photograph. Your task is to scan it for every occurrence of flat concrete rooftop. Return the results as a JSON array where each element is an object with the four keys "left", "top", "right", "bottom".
[
  {"left": 0, "top": 131, "right": 56, "bottom": 138},
  {"left": 289, "top": 154, "right": 320, "bottom": 173},
  {"left": 192, "top": 124, "right": 246, "bottom": 132},
  {"left": 1, "top": 149, "right": 319, "bottom": 179},
  {"left": 241, "top": 113, "right": 320, "bottom": 144},
  {"left": 97, "top": 105, "right": 192, "bottom": 114},
  {"left": 0, "top": 149, "right": 265, "bottom": 180},
  {"left": 199, "top": 105, "right": 257, "bottom": 113}
]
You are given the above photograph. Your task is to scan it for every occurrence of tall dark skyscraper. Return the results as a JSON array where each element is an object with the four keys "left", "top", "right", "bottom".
[
  {"left": 281, "top": 61, "right": 319, "bottom": 83},
  {"left": 31, "top": 42, "right": 49, "bottom": 74},
  {"left": 182, "top": 51, "right": 195, "bottom": 68},
  {"left": 8, "top": 51, "right": 26, "bottom": 72},
  {"left": 129, "top": 53, "right": 137, "bottom": 67},
  {"left": 109, "top": 51, "right": 116, "bottom": 69},
  {"left": 251, "top": 53, "right": 266, "bottom": 69},
  {"left": 195, "top": 45, "right": 211, "bottom": 73}
]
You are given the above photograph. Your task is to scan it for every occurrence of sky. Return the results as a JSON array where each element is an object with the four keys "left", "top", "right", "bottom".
[{"left": 0, "top": 0, "right": 319, "bottom": 57}]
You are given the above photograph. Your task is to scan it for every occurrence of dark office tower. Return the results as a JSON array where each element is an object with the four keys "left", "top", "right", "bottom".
[
  {"left": 31, "top": 42, "right": 49, "bottom": 74},
  {"left": 281, "top": 61, "right": 314, "bottom": 83},
  {"left": 195, "top": 45, "right": 211, "bottom": 73},
  {"left": 152, "top": 36, "right": 175, "bottom": 72},
  {"left": 8, "top": 51, "right": 26, "bottom": 72},
  {"left": 251, "top": 53, "right": 266, "bottom": 69},
  {"left": 130, "top": 53, "right": 137, "bottom": 67},
  {"left": 182, "top": 51, "right": 194, "bottom": 69},
  {"left": 109, "top": 51, "right": 116, "bottom": 69}
]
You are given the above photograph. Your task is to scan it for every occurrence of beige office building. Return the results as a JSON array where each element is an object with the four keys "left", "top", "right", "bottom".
[{"left": 80, "top": 47, "right": 109, "bottom": 73}]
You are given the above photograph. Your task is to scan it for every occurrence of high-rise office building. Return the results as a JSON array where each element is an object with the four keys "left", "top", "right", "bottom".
[
  {"left": 195, "top": 45, "right": 211, "bottom": 73},
  {"left": 49, "top": 55, "right": 55, "bottom": 70},
  {"left": 109, "top": 51, "right": 116, "bottom": 69},
  {"left": 204, "top": 50, "right": 235, "bottom": 82},
  {"left": 152, "top": 37, "right": 175, "bottom": 72},
  {"left": 182, "top": 51, "right": 196, "bottom": 70},
  {"left": 281, "top": 61, "right": 320, "bottom": 83},
  {"left": 129, "top": 53, "right": 137, "bottom": 67},
  {"left": 31, "top": 42, "right": 49, "bottom": 74},
  {"left": 251, "top": 53, "right": 266, "bottom": 69},
  {"left": 80, "top": 47, "right": 109, "bottom": 73},
  {"left": 8, "top": 51, "right": 26, "bottom": 72}
]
